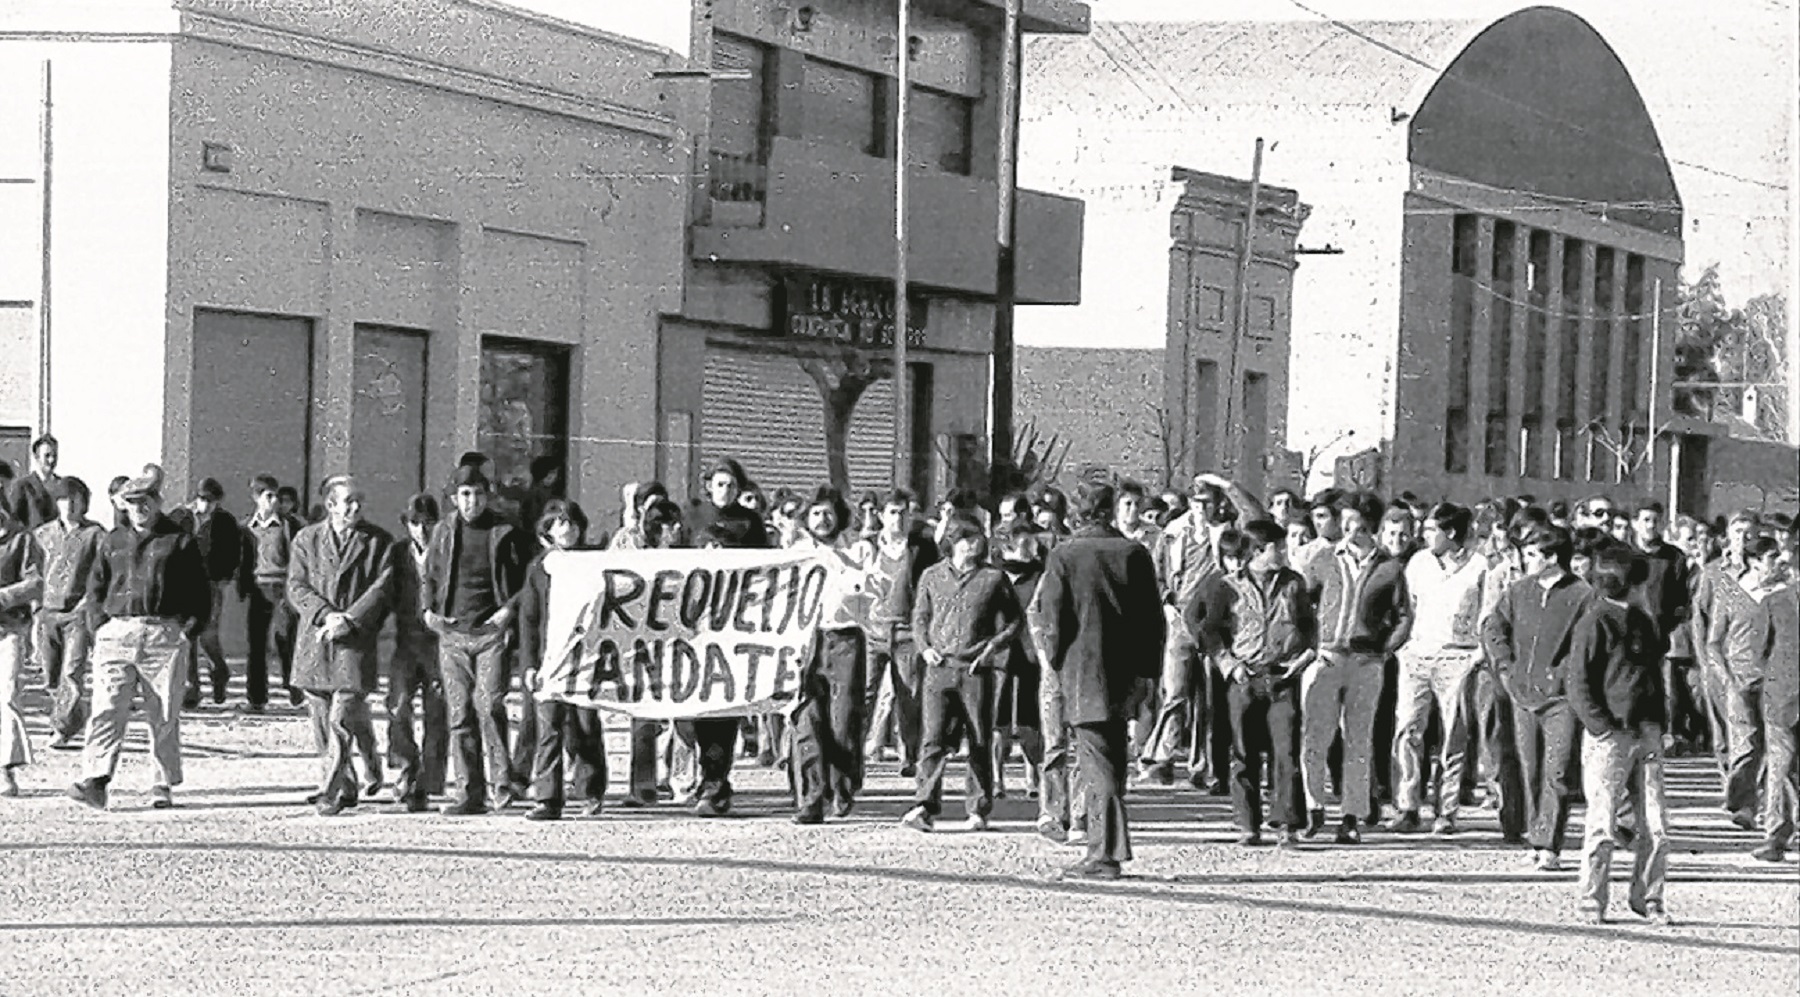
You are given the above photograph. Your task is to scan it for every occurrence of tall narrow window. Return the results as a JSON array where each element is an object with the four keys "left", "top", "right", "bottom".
[
  {"left": 1589, "top": 247, "right": 1616, "bottom": 482},
  {"left": 909, "top": 86, "right": 973, "bottom": 175},
  {"left": 1555, "top": 238, "right": 1583, "bottom": 479},
  {"left": 711, "top": 35, "right": 769, "bottom": 160},
  {"left": 1521, "top": 229, "right": 1550, "bottom": 478},
  {"left": 1445, "top": 214, "right": 1477, "bottom": 474},
  {"left": 479, "top": 338, "right": 571, "bottom": 521},
  {"left": 1485, "top": 221, "right": 1515, "bottom": 477}
]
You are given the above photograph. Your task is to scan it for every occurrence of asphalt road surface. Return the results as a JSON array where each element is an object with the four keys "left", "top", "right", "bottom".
[{"left": 2, "top": 672, "right": 1796, "bottom": 997}]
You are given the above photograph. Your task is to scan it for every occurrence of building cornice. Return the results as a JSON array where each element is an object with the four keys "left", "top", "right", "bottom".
[
  {"left": 180, "top": 9, "right": 677, "bottom": 141},
  {"left": 1410, "top": 166, "right": 1683, "bottom": 263}
]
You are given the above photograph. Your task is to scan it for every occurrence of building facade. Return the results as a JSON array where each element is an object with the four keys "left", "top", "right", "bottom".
[
  {"left": 1022, "top": 8, "right": 1687, "bottom": 506},
  {"left": 1164, "top": 167, "right": 1306, "bottom": 501},
  {"left": 659, "top": 0, "right": 1087, "bottom": 505}
]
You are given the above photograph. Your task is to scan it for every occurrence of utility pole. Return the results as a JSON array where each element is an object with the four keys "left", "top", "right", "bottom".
[
  {"left": 1221, "top": 138, "right": 1263, "bottom": 476},
  {"left": 989, "top": 0, "right": 1023, "bottom": 500},
  {"left": 891, "top": 0, "right": 911, "bottom": 489},
  {"left": 38, "top": 60, "right": 53, "bottom": 433}
]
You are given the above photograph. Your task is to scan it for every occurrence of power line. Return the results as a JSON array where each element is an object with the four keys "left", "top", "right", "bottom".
[{"left": 1277, "top": 0, "right": 1790, "bottom": 194}]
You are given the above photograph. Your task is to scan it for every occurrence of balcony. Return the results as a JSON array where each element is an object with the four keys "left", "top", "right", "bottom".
[{"left": 694, "top": 138, "right": 1083, "bottom": 306}]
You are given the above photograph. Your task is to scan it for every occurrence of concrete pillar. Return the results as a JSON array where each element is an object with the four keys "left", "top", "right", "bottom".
[{"left": 317, "top": 202, "right": 357, "bottom": 483}]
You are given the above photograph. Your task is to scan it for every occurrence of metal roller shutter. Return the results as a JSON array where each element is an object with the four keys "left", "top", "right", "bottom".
[{"left": 701, "top": 346, "right": 895, "bottom": 498}]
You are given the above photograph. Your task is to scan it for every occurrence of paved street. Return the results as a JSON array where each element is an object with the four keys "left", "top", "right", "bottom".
[{"left": 2, "top": 673, "right": 1796, "bottom": 997}]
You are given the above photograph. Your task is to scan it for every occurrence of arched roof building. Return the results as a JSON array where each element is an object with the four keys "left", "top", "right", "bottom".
[{"left": 1021, "top": 6, "right": 1684, "bottom": 503}]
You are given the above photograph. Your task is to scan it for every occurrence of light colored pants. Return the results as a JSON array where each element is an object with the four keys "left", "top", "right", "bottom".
[
  {"left": 1, "top": 627, "right": 32, "bottom": 769},
  {"left": 1301, "top": 649, "right": 1385, "bottom": 819},
  {"left": 82, "top": 618, "right": 188, "bottom": 787},
  {"left": 1143, "top": 606, "right": 1205, "bottom": 770},
  {"left": 1763, "top": 713, "right": 1797, "bottom": 848},
  {"left": 1579, "top": 725, "right": 1670, "bottom": 913},
  {"left": 1392, "top": 648, "right": 1479, "bottom": 817},
  {"left": 1037, "top": 664, "right": 1085, "bottom": 831}
]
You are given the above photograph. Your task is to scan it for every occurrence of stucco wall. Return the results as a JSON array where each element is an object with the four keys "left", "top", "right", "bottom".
[{"left": 162, "top": 31, "right": 683, "bottom": 514}]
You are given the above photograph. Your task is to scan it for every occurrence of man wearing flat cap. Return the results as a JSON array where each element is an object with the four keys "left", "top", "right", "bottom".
[
  {"left": 170, "top": 476, "right": 242, "bottom": 708},
  {"left": 68, "top": 465, "right": 211, "bottom": 811},
  {"left": 422, "top": 464, "right": 534, "bottom": 815}
]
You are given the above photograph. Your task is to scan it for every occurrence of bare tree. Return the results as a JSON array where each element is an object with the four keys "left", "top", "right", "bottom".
[
  {"left": 798, "top": 347, "right": 891, "bottom": 496},
  {"left": 1300, "top": 428, "right": 1357, "bottom": 487},
  {"left": 1145, "top": 401, "right": 1190, "bottom": 492}
]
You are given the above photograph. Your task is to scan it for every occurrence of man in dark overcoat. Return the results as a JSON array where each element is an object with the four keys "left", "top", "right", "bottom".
[
  {"left": 1033, "top": 480, "right": 1166, "bottom": 881},
  {"left": 288, "top": 475, "right": 397, "bottom": 815}
]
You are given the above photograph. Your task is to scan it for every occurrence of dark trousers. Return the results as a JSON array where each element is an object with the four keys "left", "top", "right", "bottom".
[
  {"left": 1371, "top": 653, "right": 1402, "bottom": 806},
  {"left": 386, "top": 631, "right": 447, "bottom": 802},
  {"left": 1514, "top": 699, "right": 1580, "bottom": 853},
  {"left": 511, "top": 663, "right": 539, "bottom": 789},
  {"left": 680, "top": 718, "right": 738, "bottom": 806},
  {"left": 184, "top": 581, "right": 230, "bottom": 703},
  {"left": 1663, "top": 657, "right": 1708, "bottom": 748},
  {"left": 1076, "top": 719, "right": 1133, "bottom": 867},
  {"left": 1227, "top": 680, "right": 1303, "bottom": 832},
  {"left": 438, "top": 628, "right": 522, "bottom": 806},
  {"left": 868, "top": 631, "right": 923, "bottom": 764},
  {"left": 36, "top": 608, "right": 90, "bottom": 740},
  {"left": 793, "top": 628, "right": 868, "bottom": 816},
  {"left": 911, "top": 664, "right": 996, "bottom": 818},
  {"left": 244, "top": 582, "right": 297, "bottom": 707},
  {"left": 532, "top": 700, "right": 607, "bottom": 809}
]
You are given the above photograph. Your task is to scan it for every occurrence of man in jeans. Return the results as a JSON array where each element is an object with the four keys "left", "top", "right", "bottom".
[
  {"left": 388, "top": 493, "right": 448, "bottom": 813},
  {"left": 856, "top": 489, "right": 936, "bottom": 777},
  {"left": 68, "top": 465, "right": 211, "bottom": 811},
  {"left": 1299, "top": 491, "right": 1412, "bottom": 845},
  {"left": 422, "top": 465, "right": 532, "bottom": 815},
  {"left": 239, "top": 475, "right": 303, "bottom": 711},
  {"left": 32, "top": 477, "right": 103, "bottom": 749},
  {"left": 1568, "top": 546, "right": 1672, "bottom": 925},
  {"left": 1483, "top": 524, "right": 1593, "bottom": 871}
]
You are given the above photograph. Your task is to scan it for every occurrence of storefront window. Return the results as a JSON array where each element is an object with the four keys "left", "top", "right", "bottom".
[{"left": 479, "top": 338, "right": 570, "bottom": 521}]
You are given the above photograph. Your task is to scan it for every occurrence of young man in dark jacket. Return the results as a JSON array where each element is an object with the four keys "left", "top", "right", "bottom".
[
  {"left": 900, "top": 517, "right": 1021, "bottom": 833},
  {"left": 1482, "top": 524, "right": 1593, "bottom": 872},
  {"left": 1032, "top": 481, "right": 1165, "bottom": 881},
  {"left": 1204, "top": 521, "right": 1315, "bottom": 846},
  {"left": 172, "top": 476, "right": 242, "bottom": 708},
  {"left": 1299, "top": 490, "right": 1412, "bottom": 845},
  {"left": 388, "top": 494, "right": 447, "bottom": 813},
  {"left": 422, "top": 465, "right": 534, "bottom": 815},
  {"left": 519, "top": 501, "right": 607, "bottom": 821},
  {"left": 1569, "top": 546, "right": 1672, "bottom": 924},
  {"left": 238, "top": 474, "right": 304, "bottom": 710}
]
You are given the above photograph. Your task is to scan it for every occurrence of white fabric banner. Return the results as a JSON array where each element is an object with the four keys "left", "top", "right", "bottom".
[{"left": 537, "top": 547, "right": 832, "bottom": 719}]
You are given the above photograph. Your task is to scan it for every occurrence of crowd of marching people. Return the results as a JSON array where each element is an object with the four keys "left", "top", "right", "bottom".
[{"left": 0, "top": 431, "right": 1796, "bottom": 915}]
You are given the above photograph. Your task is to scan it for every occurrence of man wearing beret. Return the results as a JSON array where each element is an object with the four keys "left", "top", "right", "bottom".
[{"left": 68, "top": 465, "right": 211, "bottom": 810}]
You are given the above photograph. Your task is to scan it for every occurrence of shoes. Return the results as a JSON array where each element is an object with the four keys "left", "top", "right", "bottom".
[
  {"left": 792, "top": 809, "right": 825, "bottom": 826},
  {"left": 1302, "top": 809, "right": 1327, "bottom": 840},
  {"left": 1036, "top": 818, "right": 1068, "bottom": 843},
  {"left": 441, "top": 799, "right": 489, "bottom": 816},
  {"left": 387, "top": 797, "right": 430, "bottom": 815},
  {"left": 1432, "top": 816, "right": 1458, "bottom": 837},
  {"left": 1533, "top": 850, "right": 1562, "bottom": 872},
  {"left": 831, "top": 796, "right": 855, "bottom": 819},
  {"left": 756, "top": 748, "right": 776, "bottom": 768},
  {"left": 1614, "top": 824, "right": 1639, "bottom": 849},
  {"left": 287, "top": 687, "right": 304, "bottom": 706},
  {"left": 582, "top": 800, "right": 605, "bottom": 817},
  {"left": 493, "top": 787, "right": 523, "bottom": 811},
  {"left": 1207, "top": 778, "right": 1229, "bottom": 797},
  {"left": 1278, "top": 828, "right": 1301, "bottom": 847},
  {"left": 900, "top": 805, "right": 934, "bottom": 833},
  {"left": 1581, "top": 904, "right": 1607, "bottom": 925},
  {"left": 1388, "top": 811, "right": 1423, "bottom": 834},
  {"left": 244, "top": 703, "right": 265, "bottom": 715},
  {"left": 1334, "top": 816, "right": 1361, "bottom": 845},
  {"left": 1502, "top": 832, "right": 1528, "bottom": 846},
  {"left": 304, "top": 791, "right": 323, "bottom": 805},
  {"left": 898, "top": 763, "right": 918, "bottom": 779},
  {"left": 1729, "top": 810, "right": 1759, "bottom": 832},
  {"left": 962, "top": 814, "right": 990, "bottom": 832},
  {"left": 1236, "top": 830, "right": 1264, "bottom": 847},
  {"left": 995, "top": 787, "right": 1009, "bottom": 800},
  {"left": 1751, "top": 842, "right": 1789, "bottom": 863},
  {"left": 1629, "top": 900, "right": 1675, "bottom": 926},
  {"left": 693, "top": 793, "right": 732, "bottom": 817},
  {"left": 150, "top": 785, "right": 174, "bottom": 810},
  {"left": 1, "top": 767, "right": 17, "bottom": 798},
  {"left": 68, "top": 779, "right": 108, "bottom": 811},
  {"left": 1141, "top": 762, "right": 1175, "bottom": 785},
  {"left": 363, "top": 778, "right": 384, "bottom": 802},
  {"left": 525, "top": 803, "right": 562, "bottom": 821},
  {"left": 48, "top": 735, "right": 79, "bottom": 751},
  {"left": 182, "top": 694, "right": 201, "bottom": 710},
  {"left": 1027, "top": 788, "right": 1041, "bottom": 800},
  {"left": 317, "top": 797, "right": 356, "bottom": 816},
  {"left": 1057, "top": 860, "right": 1122, "bottom": 882},
  {"left": 617, "top": 794, "right": 653, "bottom": 809}
]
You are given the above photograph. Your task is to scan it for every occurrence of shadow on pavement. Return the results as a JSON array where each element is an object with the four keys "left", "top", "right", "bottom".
[
  {"left": 0, "top": 914, "right": 786, "bottom": 933},
  {"left": 4, "top": 840, "right": 1793, "bottom": 956}
]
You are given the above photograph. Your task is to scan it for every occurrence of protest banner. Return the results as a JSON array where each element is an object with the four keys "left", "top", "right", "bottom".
[{"left": 536, "top": 547, "right": 835, "bottom": 719}]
